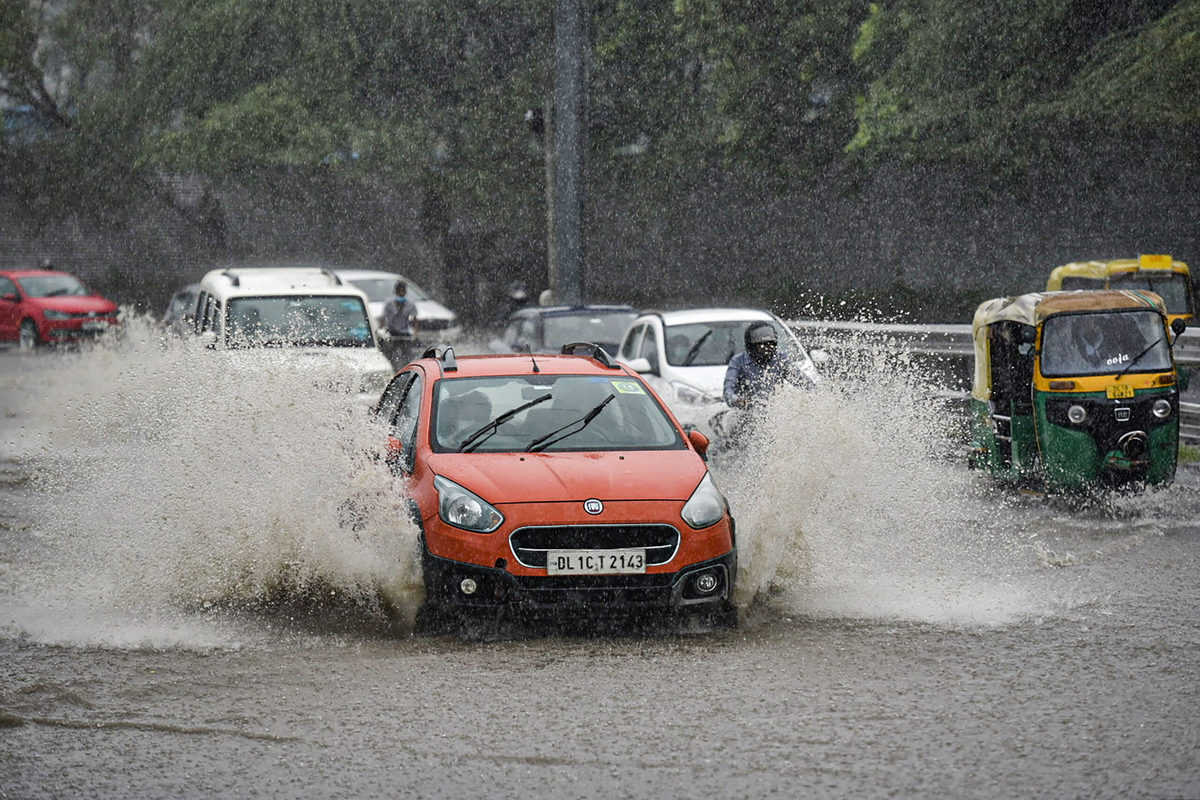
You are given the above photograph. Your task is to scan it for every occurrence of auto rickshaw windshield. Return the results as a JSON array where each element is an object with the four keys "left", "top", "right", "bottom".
[
  {"left": 1108, "top": 271, "right": 1193, "bottom": 316},
  {"left": 1040, "top": 310, "right": 1172, "bottom": 377}
]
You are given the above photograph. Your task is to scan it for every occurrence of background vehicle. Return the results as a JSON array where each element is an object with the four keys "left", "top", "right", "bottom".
[
  {"left": 1047, "top": 254, "right": 1195, "bottom": 327},
  {"left": 334, "top": 268, "right": 461, "bottom": 342},
  {"left": 374, "top": 345, "right": 736, "bottom": 628},
  {"left": 617, "top": 308, "right": 823, "bottom": 434},
  {"left": 0, "top": 268, "right": 119, "bottom": 350},
  {"left": 163, "top": 282, "right": 201, "bottom": 335},
  {"left": 493, "top": 304, "right": 637, "bottom": 355},
  {"left": 193, "top": 266, "right": 393, "bottom": 396},
  {"left": 969, "top": 289, "right": 1182, "bottom": 491}
]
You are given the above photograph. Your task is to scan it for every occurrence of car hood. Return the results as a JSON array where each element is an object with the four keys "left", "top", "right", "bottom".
[
  {"left": 29, "top": 296, "right": 117, "bottom": 314},
  {"left": 429, "top": 450, "right": 707, "bottom": 504},
  {"left": 669, "top": 365, "right": 728, "bottom": 397},
  {"left": 220, "top": 345, "right": 393, "bottom": 375}
]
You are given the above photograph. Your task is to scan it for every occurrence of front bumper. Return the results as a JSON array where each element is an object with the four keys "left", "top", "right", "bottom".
[
  {"left": 44, "top": 318, "right": 120, "bottom": 341},
  {"left": 422, "top": 547, "right": 737, "bottom": 613}
]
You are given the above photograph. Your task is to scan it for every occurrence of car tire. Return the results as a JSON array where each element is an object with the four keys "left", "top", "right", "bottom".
[{"left": 18, "top": 319, "right": 39, "bottom": 351}]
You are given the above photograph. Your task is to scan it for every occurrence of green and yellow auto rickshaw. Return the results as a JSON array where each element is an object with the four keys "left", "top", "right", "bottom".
[
  {"left": 969, "top": 289, "right": 1185, "bottom": 490},
  {"left": 1047, "top": 254, "right": 1195, "bottom": 328}
]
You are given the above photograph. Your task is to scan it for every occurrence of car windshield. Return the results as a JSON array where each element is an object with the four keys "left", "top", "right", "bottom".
[
  {"left": 343, "top": 277, "right": 430, "bottom": 303},
  {"left": 432, "top": 374, "right": 683, "bottom": 453},
  {"left": 1109, "top": 272, "right": 1193, "bottom": 316},
  {"left": 225, "top": 295, "right": 374, "bottom": 347},
  {"left": 19, "top": 274, "right": 89, "bottom": 298},
  {"left": 1040, "top": 310, "right": 1171, "bottom": 377},
  {"left": 663, "top": 320, "right": 800, "bottom": 366},
  {"left": 542, "top": 311, "right": 637, "bottom": 352}
]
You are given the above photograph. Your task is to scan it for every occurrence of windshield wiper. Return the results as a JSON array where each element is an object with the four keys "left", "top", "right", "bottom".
[
  {"left": 682, "top": 330, "right": 712, "bottom": 366},
  {"left": 458, "top": 393, "right": 551, "bottom": 453},
  {"left": 525, "top": 394, "right": 615, "bottom": 452},
  {"left": 1115, "top": 336, "right": 1165, "bottom": 379}
]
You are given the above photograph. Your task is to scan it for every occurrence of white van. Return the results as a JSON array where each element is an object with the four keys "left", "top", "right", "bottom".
[{"left": 192, "top": 266, "right": 395, "bottom": 396}]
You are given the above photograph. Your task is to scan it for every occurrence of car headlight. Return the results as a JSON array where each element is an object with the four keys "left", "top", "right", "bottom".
[
  {"left": 680, "top": 472, "right": 727, "bottom": 529},
  {"left": 1152, "top": 398, "right": 1173, "bottom": 420},
  {"left": 434, "top": 475, "right": 504, "bottom": 533},
  {"left": 672, "top": 381, "right": 717, "bottom": 406},
  {"left": 43, "top": 310, "right": 71, "bottom": 320}
]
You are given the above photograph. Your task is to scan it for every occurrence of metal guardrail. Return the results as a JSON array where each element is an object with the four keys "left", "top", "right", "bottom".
[{"left": 790, "top": 319, "right": 1200, "bottom": 443}]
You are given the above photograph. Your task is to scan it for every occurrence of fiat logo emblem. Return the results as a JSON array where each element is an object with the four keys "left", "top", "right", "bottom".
[{"left": 584, "top": 498, "right": 604, "bottom": 515}]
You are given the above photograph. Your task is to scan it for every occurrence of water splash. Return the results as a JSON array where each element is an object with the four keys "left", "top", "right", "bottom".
[
  {"left": 1, "top": 314, "right": 422, "bottom": 648},
  {"left": 718, "top": 341, "right": 1036, "bottom": 625}
]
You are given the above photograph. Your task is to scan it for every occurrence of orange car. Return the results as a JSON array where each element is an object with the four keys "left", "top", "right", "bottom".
[{"left": 374, "top": 343, "right": 737, "bottom": 624}]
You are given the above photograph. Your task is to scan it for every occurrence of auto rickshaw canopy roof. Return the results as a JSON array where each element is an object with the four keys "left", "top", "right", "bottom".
[
  {"left": 970, "top": 290, "right": 1168, "bottom": 400},
  {"left": 1047, "top": 254, "right": 1189, "bottom": 290}
]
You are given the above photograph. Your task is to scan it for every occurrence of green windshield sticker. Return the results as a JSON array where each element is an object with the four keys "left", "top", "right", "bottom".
[{"left": 612, "top": 380, "right": 645, "bottom": 395}]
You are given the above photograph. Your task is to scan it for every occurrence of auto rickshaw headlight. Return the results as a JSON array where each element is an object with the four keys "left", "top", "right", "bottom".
[
  {"left": 1067, "top": 405, "right": 1087, "bottom": 424},
  {"left": 1152, "top": 398, "right": 1173, "bottom": 420}
]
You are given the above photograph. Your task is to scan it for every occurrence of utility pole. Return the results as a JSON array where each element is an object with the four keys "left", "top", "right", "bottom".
[{"left": 552, "top": 0, "right": 586, "bottom": 306}]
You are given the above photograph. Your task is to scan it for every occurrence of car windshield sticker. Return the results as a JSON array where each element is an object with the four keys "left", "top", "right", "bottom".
[{"left": 611, "top": 380, "right": 645, "bottom": 395}]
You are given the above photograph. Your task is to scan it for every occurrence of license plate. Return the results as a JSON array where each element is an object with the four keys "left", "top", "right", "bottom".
[
  {"left": 1106, "top": 384, "right": 1134, "bottom": 399},
  {"left": 546, "top": 549, "right": 646, "bottom": 575},
  {"left": 81, "top": 321, "right": 108, "bottom": 331}
]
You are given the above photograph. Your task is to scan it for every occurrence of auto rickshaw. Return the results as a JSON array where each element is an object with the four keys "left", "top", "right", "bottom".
[
  {"left": 1047, "top": 254, "right": 1195, "bottom": 328},
  {"left": 969, "top": 289, "right": 1185, "bottom": 491}
]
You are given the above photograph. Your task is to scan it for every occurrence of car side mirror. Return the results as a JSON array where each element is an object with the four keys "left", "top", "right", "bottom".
[
  {"left": 1171, "top": 318, "right": 1187, "bottom": 338},
  {"left": 624, "top": 356, "right": 654, "bottom": 374},
  {"left": 687, "top": 429, "right": 710, "bottom": 458}
]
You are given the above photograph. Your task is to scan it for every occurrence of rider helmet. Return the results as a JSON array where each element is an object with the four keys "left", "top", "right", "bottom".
[{"left": 744, "top": 322, "right": 779, "bottom": 365}]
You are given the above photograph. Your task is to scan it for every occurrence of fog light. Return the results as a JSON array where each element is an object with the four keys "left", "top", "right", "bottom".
[
  {"left": 459, "top": 578, "right": 478, "bottom": 595},
  {"left": 694, "top": 572, "right": 719, "bottom": 595},
  {"left": 1067, "top": 405, "right": 1087, "bottom": 424}
]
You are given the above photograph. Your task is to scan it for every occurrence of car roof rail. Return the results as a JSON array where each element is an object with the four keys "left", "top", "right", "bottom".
[
  {"left": 440, "top": 346, "right": 458, "bottom": 372},
  {"left": 560, "top": 342, "right": 619, "bottom": 368},
  {"left": 220, "top": 269, "right": 240, "bottom": 287}
]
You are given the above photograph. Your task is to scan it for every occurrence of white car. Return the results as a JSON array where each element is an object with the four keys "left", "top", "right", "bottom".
[
  {"left": 616, "top": 308, "right": 823, "bottom": 432},
  {"left": 333, "top": 269, "right": 461, "bottom": 342},
  {"left": 192, "top": 266, "right": 395, "bottom": 399}
]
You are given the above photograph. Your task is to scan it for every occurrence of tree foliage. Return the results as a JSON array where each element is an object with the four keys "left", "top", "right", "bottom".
[
  {"left": 847, "top": 0, "right": 1199, "bottom": 168},
  {"left": 0, "top": 0, "right": 1195, "bottom": 227}
]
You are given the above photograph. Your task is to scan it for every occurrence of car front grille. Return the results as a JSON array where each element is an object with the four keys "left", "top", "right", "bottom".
[{"left": 509, "top": 524, "right": 680, "bottom": 569}]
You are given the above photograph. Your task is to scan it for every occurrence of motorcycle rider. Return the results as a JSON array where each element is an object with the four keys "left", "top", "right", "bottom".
[{"left": 723, "top": 322, "right": 791, "bottom": 408}]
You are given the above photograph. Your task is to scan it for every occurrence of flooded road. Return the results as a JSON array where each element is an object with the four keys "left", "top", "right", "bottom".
[{"left": 2, "top": 327, "right": 1199, "bottom": 798}]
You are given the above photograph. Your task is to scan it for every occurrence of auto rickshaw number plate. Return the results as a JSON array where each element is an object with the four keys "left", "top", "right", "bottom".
[
  {"left": 546, "top": 549, "right": 646, "bottom": 575},
  {"left": 1106, "top": 384, "right": 1134, "bottom": 399}
]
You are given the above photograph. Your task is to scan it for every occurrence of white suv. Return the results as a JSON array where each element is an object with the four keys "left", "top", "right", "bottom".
[
  {"left": 616, "top": 308, "right": 823, "bottom": 431},
  {"left": 192, "top": 266, "right": 395, "bottom": 396}
]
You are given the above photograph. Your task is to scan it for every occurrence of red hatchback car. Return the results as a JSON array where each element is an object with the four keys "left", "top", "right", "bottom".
[
  {"left": 0, "top": 269, "right": 120, "bottom": 349},
  {"left": 375, "top": 344, "right": 737, "bottom": 626}
]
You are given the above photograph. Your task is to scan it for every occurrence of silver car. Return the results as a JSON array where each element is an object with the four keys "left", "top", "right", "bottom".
[{"left": 334, "top": 269, "right": 461, "bottom": 342}]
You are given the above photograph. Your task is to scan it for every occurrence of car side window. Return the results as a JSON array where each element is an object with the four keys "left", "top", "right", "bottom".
[
  {"left": 0, "top": 277, "right": 16, "bottom": 298},
  {"left": 375, "top": 372, "right": 414, "bottom": 422},
  {"left": 389, "top": 372, "right": 424, "bottom": 470},
  {"left": 620, "top": 324, "right": 644, "bottom": 360},
  {"left": 194, "top": 293, "right": 209, "bottom": 333},
  {"left": 638, "top": 324, "right": 660, "bottom": 373}
]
